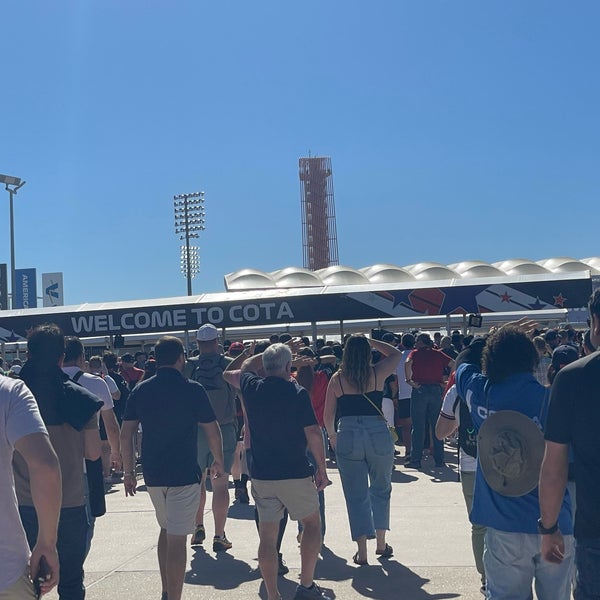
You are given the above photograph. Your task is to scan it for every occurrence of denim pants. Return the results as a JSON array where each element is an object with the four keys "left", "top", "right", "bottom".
[
  {"left": 335, "top": 415, "right": 393, "bottom": 541},
  {"left": 410, "top": 384, "right": 444, "bottom": 464},
  {"left": 19, "top": 505, "right": 89, "bottom": 600},
  {"left": 484, "top": 528, "right": 574, "bottom": 600},
  {"left": 575, "top": 537, "right": 600, "bottom": 600}
]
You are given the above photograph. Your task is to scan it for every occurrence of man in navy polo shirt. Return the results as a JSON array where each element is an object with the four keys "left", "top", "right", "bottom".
[{"left": 121, "top": 336, "right": 224, "bottom": 600}]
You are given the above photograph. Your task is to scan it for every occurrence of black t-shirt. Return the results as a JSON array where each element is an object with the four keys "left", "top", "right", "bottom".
[
  {"left": 545, "top": 351, "right": 600, "bottom": 539},
  {"left": 123, "top": 367, "right": 216, "bottom": 487},
  {"left": 240, "top": 371, "right": 317, "bottom": 481}
]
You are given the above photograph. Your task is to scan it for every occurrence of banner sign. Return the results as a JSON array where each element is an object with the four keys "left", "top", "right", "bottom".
[
  {"left": 42, "top": 272, "right": 64, "bottom": 307},
  {"left": 13, "top": 268, "right": 37, "bottom": 309},
  {"left": 0, "top": 275, "right": 592, "bottom": 342},
  {"left": 0, "top": 264, "right": 7, "bottom": 310}
]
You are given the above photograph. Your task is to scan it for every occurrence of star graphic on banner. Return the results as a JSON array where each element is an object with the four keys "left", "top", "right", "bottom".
[
  {"left": 439, "top": 285, "right": 488, "bottom": 314},
  {"left": 553, "top": 293, "right": 567, "bottom": 307},
  {"left": 388, "top": 289, "right": 413, "bottom": 309},
  {"left": 501, "top": 291, "right": 512, "bottom": 303},
  {"left": 528, "top": 297, "right": 546, "bottom": 310}
]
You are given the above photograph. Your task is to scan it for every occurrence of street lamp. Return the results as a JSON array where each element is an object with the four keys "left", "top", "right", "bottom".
[
  {"left": 0, "top": 174, "right": 26, "bottom": 309},
  {"left": 173, "top": 191, "right": 205, "bottom": 295}
]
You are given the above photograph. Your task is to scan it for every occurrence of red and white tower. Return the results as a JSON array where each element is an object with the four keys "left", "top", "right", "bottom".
[{"left": 299, "top": 156, "right": 339, "bottom": 271}]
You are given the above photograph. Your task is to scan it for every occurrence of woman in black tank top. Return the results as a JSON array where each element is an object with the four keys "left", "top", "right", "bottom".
[{"left": 324, "top": 335, "right": 401, "bottom": 565}]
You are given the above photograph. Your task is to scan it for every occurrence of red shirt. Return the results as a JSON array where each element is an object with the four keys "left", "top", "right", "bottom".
[{"left": 408, "top": 347, "right": 451, "bottom": 385}]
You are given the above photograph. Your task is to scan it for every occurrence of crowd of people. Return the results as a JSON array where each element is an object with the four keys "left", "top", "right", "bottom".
[{"left": 1, "top": 294, "right": 600, "bottom": 599}]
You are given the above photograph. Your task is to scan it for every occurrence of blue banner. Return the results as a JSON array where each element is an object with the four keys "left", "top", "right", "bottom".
[{"left": 14, "top": 268, "right": 37, "bottom": 309}]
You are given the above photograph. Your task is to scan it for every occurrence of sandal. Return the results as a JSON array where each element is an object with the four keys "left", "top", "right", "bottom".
[
  {"left": 375, "top": 543, "right": 393, "bottom": 558},
  {"left": 352, "top": 552, "right": 368, "bottom": 565}
]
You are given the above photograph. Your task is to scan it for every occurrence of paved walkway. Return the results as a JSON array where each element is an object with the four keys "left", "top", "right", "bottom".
[{"left": 48, "top": 445, "right": 486, "bottom": 600}]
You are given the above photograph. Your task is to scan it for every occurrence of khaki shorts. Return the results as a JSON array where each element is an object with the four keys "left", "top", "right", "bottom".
[
  {"left": 147, "top": 483, "right": 201, "bottom": 536},
  {"left": 198, "top": 422, "right": 237, "bottom": 473},
  {"left": 0, "top": 572, "right": 36, "bottom": 600},
  {"left": 251, "top": 476, "right": 319, "bottom": 523}
]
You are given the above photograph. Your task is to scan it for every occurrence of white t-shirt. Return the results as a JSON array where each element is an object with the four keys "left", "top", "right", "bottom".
[
  {"left": 439, "top": 384, "right": 477, "bottom": 472},
  {"left": 62, "top": 367, "right": 114, "bottom": 411},
  {"left": 0, "top": 377, "right": 47, "bottom": 591},
  {"left": 396, "top": 349, "right": 413, "bottom": 400}
]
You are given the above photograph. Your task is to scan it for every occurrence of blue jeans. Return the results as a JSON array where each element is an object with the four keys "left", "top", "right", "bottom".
[
  {"left": 484, "top": 528, "right": 574, "bottom": 599},
  {"left": 410, "top": 384, "right": 444, "bottom": 464},
  {"left": 335, "top": 416, "right": 393, "bottom": 541},
  {"left": 19, "top": 505, "right": 89, "bottom": 600},
  {"left": 575, "top": 538, "right": 600, "bottom": 600}
]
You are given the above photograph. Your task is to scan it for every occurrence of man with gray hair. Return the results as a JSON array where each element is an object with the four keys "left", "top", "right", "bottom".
[{"left": 224, "top": 342, "right": 331, "bottom": 600}]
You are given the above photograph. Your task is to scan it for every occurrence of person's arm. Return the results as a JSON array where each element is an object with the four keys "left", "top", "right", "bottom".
[
  {"left": 539, "top": 441, "right": 569, "bottom": 563},
  {"left": 240, "top": 352, "right": 265, "bottom": 374},
  {"left": 324, "top": 373, "right": 340, "bottom": 449},
  {"left": 101, "top": 408, "right": 122, "bottom": 470},
  {"left": 435, "top": 384, "right": 459, "bottom": 440},
  {"left": 120, "top": 419, "right": 139, "bottom": 496},
  {"left": 370, "top": 338, "right": 402, "bottom": 379},
  {"left": 14, "top": 432, "right": 62, "bottom": 594},
  {"left": 304, "top": 424, "right": 331, "bottom": 491},
  {"left": 200, "top": 421, "right": 225, "bottom": 479},
  {"left": 435, "top": 413, "right": 457, "bottom": 440},
  {"left": 404, "top": 354, "right": 421, "bottom": 389},
  {"left": 83, "top": 416, "right": 101, "bottom": 461}
]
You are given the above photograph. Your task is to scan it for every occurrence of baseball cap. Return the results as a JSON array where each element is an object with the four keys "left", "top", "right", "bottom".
[
  {"left": 544, "top": 329, "right": 559, "bottom": 342},
  {"left": 551, "top": 344, "right": 579, "bottom": 372},
  {"left": 196, "top": 323, "right": 219, "bottom": 341},
  {"left": 228, "top": 342, "right": 245, "bottom": 355}
]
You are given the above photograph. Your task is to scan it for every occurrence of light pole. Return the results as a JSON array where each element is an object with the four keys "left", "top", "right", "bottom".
[
  {"left": 0, "top": 174, "right": 26, "bottom": 309},
  {"left": 173, "top": 191, "right": 205, "bottom": 295}
]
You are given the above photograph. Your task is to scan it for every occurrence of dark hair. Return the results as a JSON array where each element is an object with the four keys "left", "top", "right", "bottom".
[
  {"left": 135, "top": 351, "right": 147, "bottom": 359},
  {"left": 64, "top": 336, "right": 84, "bottom": 363},
  {"left": 401, "top": 333, "right": 415, "bottom": 349},
  {"left": 141, "top": 359, "right": 157, "bottom": 380},
  {"left": 301, "top": 336, "right": 311, "bottom": 346},
  {"left": 482, "top": 327, "right": 538, "bottom": 384},
  {"left": 103, "top": 351, "right": 118, "bottom": 370},
  {"left": 279, "top": 333, "right": 292, "bottom": 343},
  {"left": 416, "top": 333, "right": 433, "bottom": 346},
  {"left": 155, "top": 336, "right": 184, "bottom": 367},
  {"left": 589, "top": 289, "right": 600, "bottom": 319},
  {"left": 27, "top": 323, "right": 65, "bottom": 366},
  {"left": 254, "top": 341, "right": 271, "bottom": 355}
]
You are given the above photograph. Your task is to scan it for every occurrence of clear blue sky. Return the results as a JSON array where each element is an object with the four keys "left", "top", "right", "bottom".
[{"left": 1, "top": 1, "right": 599, "bottom": 306}]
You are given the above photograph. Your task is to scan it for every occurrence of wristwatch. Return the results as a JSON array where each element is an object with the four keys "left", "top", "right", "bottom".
[{"left": 537, "top": 518, "right": 559, "bottom": 535}]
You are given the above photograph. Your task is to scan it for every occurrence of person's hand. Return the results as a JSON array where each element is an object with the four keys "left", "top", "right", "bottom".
[
  {"left": 293, "top": 356, "right": 317, "bottom": 368},
  {"left": 124, "top": 473, "right": 137, "bottom": 496},
  {"left": 328, "top": 431, "right": 337, "bottom": 450},
  {"left": 110, "top": 452, "right": 122, "bottom": 471},
  {"left": 30, "top": 544, "right": 59, "bottom": 596},
  {"left": 210, "top": 460, "right": 225, "bottom": 481},
  {"left": 541, "top": 531, "right": 565, "bottom": 563},
  {"left": 285, "top": 337, "right": 305, "bottom": 355},
  {"left": 314, "top": 467, "right": 332, "bottom": 492},
  {"left": 502, "top": 317, "right": 539, "bottom": 337}
]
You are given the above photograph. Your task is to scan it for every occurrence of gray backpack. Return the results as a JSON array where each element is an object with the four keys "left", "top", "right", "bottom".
[{"left": 190, "top": 353, "right": 236, "bottom": 425}]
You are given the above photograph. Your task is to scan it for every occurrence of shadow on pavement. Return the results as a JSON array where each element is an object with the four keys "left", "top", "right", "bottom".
[{"left": 186, "top": 546, "right": 261, "bottom": 590}]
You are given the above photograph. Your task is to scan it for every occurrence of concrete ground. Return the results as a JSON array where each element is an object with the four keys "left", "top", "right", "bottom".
[{"left": 48, "top": 444, "right": 488, "bottom": 600}]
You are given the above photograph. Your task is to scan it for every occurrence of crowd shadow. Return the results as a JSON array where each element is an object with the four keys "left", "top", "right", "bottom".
[{"left": 186, "top": 546, "right": 261, "bottom": 590}]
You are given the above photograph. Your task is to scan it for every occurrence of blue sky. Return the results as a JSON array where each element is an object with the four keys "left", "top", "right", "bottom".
[{"left": 1, "top": 1, "right": 599, "bottom": 306}]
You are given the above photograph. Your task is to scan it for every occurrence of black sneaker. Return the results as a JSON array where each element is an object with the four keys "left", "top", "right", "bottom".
[
  {"left": 278, "top": 553, "right": 289, "bottom": 575},
  {"left": 293, "top": 583, "right": 331, "bottom": 600},
  {"left": 191, "top": 525, "right": 205, "bottom": 547},
  {"left": 213, "top": 534, "right": 232, "bottom": 552},
  {"left": 235, "top": 487, "right": 250, "bottom": 504}
]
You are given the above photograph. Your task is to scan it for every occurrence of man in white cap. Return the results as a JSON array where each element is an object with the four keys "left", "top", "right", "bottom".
[{"left": 186, "top": 323, "right": 237, "bottom": 552}]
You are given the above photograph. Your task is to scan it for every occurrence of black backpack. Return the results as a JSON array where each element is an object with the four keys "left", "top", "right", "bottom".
[{"left": 453, "top": 394, "right": 478, "bottom": 458}]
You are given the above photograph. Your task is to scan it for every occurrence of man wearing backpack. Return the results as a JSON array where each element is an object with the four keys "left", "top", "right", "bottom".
[
  {"left": 435, "top": 338, "right": 487, "bottom": 595},
  {"left": 187, "top": 323, "right": 237, "bottom": 552}
]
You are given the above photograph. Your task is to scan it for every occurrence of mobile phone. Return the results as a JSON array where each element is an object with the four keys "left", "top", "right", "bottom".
[{"left": 33, "top": 555, "right": 50, "bottom": 599}]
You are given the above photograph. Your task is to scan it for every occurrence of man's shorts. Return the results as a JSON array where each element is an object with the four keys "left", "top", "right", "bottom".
[
  {"left": 147, "top": 483, "right": 201, "bottom": 536},
  {"left": 0, "top": 572, "right": 36, "bottom": 599},
  {"left": 197, "top": 422, "right": 237, "bottom": 473},
  {"left": 251, "top": 476, "right": 319, "bottom": 523}
]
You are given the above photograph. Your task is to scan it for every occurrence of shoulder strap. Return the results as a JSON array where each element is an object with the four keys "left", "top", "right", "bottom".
[
  {"left": 338, "top": 375, "right": 345, "bottom": 395},
  {"left": 362, "top": 393, "right": 385, "bottom": 419},
  {"left": 73, "top": 370, "right": 84, "bottom": 383},
  {"left": 372, "top": 366, "right": 377, "bottom": 389}
]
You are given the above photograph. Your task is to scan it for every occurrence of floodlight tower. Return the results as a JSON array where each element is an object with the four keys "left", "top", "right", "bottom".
[
  {"left": 173, "top": 191, "right": 205, "bottom": 295},
  {"left": 299, "top": 156, "right": 339, "bottom": 270},
  {"left": 0, "top": 174, "right": 26, "bottom": 309}
]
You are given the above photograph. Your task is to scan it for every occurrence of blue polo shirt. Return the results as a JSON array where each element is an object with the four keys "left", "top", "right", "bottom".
[
  {"left": 456, "top": 363, "right": 573, "bottom": 535},
  {"left": 123, "top": 367, "right": 216, "bottom": 487}
]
